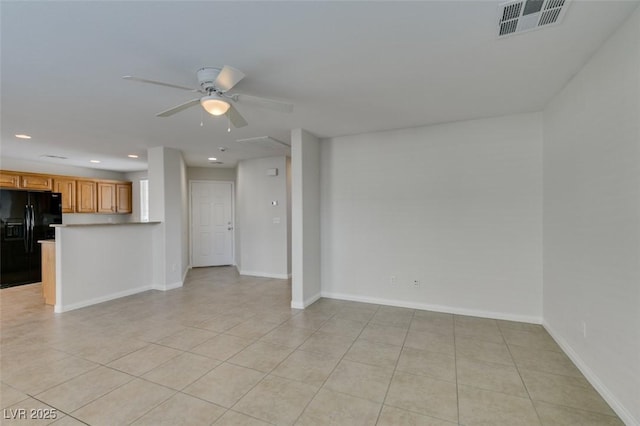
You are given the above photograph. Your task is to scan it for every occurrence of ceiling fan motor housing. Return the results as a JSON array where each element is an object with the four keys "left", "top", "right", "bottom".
[{"left": 197, "top": 67, "right": 222, "bottom": 91}]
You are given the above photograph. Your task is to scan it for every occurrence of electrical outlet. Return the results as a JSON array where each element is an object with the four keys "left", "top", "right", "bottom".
[
  {"left": 390, "top": 276, "right": 397, "bottom": 285},
  {"left": 412, "top": 279, "right": 420, "bottom": 288}
]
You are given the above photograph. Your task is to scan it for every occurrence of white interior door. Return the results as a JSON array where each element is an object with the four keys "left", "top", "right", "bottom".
[{"left": 191, "top": 181, "right": 234, "bottom": 267}]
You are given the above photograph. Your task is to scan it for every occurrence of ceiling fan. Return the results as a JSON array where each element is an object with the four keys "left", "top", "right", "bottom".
[{"left": 122, "top": 66, "right": 293, "bottom": 128}]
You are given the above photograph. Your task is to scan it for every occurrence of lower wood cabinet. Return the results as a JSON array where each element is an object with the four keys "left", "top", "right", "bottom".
[{"left": 40, "top": 241, "right": 56, "bottom": 306}]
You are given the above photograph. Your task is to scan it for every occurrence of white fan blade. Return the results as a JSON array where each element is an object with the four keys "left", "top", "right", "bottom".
[
  {"left": 226, "top": 104, "right": 248, "bottom": 128},
  {"left": 122, "top": 75, "right": 198, "bottom": 92},
  {"left": 156, "top": 98, "right": 201, "bottom": 117},
  {"left": 234, "top": 93, "right": 293, "bottom": 113},
  {"left": 214, "top": 66, "right": 245, "bottom": 93}
]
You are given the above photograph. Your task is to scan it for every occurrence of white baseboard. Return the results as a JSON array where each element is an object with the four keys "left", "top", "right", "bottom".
[
  {"left": 291, "top": 292, "right": 321, "bottom": 310},
  {"left": 182, "top": 265, "right": 191, "bottom": 283},
  {"left": 55, "top": 285, "right": 153, "bottom": 313},
  {"left": 151, "top": 266, "right": 189, "bottom": 291},
  {"left": 320, "top": 291, "right": 542, "bottom": 324},
  {"left": 152, "top": 281, "right": 183, "bottom": 291},
  {"left": 543, "top": 321, "right": 639, "bottom": 426},
  {"left": 239, "top": 270, "right": 290, "bottom": 280}
]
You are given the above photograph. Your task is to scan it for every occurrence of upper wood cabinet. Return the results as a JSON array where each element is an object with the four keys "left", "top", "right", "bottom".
[
  {"left": 97, "top": 182, "right": 116, "bottom": 213},
  {"left": 0, "top": 171, "right": 52, "bottom": 190},
  {"left": 116, "top": 183, "right": 132, "bottom": 214},
  {"left": 53, "top": 178, "right": 76, "bottom": 213},
  {"left": 0, "top": 170, "right": 132, "bottom": 215},
  {"left": 0, "top": 171, "right": 20, "bottom": 188},
  {"left": 77, "top": 180, "right": 97, "bottom": 213},
  {"left": 20, "top": 174, "right": 53, "bottom": 191}
]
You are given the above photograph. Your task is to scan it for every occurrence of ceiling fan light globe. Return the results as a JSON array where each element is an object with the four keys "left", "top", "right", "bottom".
[{"left": 201, "top": 96, "right": 230, "bottom": 116}]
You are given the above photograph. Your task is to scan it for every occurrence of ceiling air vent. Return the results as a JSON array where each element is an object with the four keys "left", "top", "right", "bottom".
[
  {"left": 498, "top": 0, "right": 569, "bottom": 37},
  {"left": 40, "top": 155, "right": 68, "bottom": 160}
]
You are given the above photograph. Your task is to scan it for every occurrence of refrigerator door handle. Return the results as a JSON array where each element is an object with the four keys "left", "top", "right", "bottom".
[
  {"left": 29, "top": 205, "right": 36, "bottom": 253},
  {"left": 24, "top": 205, "right": 30, "bottom": 252}
]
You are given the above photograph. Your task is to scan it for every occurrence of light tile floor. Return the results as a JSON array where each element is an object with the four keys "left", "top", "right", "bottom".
[{"left": 0, "top": 266, "right": 623, "bottom": 425}]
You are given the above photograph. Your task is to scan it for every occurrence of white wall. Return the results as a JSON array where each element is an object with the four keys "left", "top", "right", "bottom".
[
  {"left": 0, "top": 157, "right": 128, "bottom": 180},
  {"left": 180, "top": 156, "right": 189, "bottom": 277},
  {"left": 187, "top": 167, "right": 236, "bottom": 181},
  {"left": 543, "top": 7, "right": 640, "bottom": 425},
  {"left": 124, "top": 170, "right": 147, "bottom": 223},
  {"left": 148, "top": 147, "right": 189, "bottom": 289},
  {"left": 236, "top": 156, "right": 289, "bottom": 279},
  {"left": 0, "top": 157, "right": 132, "bottom": 224},
  {"left": 286, "top": 157, "right": 292, "bottom": 276},
  {"left": 291, "top": 129, "right": 322, "bottom": 308},
  {"left": 55, "top": 223, "right": 160, "bottom": 312},
  {"left": 321, "top": 113, "right": 543, "bottom": 321}
]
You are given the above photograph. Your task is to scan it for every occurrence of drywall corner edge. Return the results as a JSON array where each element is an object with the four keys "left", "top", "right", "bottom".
[{"left": 290, "top": 292, "right": 321, "bottom": 310}]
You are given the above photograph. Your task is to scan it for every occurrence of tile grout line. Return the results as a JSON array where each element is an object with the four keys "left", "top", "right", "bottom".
[
  {"left": 289, "top": 304, "right": 382, "bottom": 425},
  {"left": 498, "top": 322, "right": 544, "bottom": 426},
  {"left": 215, "top": 307, "right": 337, "bottom": 423},
  {"left": 26, "top": 394, "right": 91, "bottom": 425},
  {"left": 179, "top": 296, "right": 298, "bottom": 424},
  {"left": 374, "top": 308, "right": 414, "bottom": 425},
  {"left": 453, "top": 315, "right": 460, "bottom": 426},
  {"left": 3, "top": 272, "right": 624, "bottom": 425},
  {"left": 498, "top": 329, "right": 622, "bottom": 419}
]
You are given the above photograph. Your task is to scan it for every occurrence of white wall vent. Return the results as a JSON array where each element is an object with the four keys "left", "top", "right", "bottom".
[{"left": 498, "top": 0, "right": 569, "bottom": 37}]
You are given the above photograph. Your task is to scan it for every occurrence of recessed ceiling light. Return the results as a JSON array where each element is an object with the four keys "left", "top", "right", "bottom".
[
  {"left": 208, "top": 157, "right": 217, "bottom": 161},
  {"left": 90, "top": 160, "right": 101, "bottom": 164},
  {"left": 15, "top": 134, "right": 31, "bottom": 139},
  {"left": 127, "top": 154, "right": 139, "bottom": 158}
]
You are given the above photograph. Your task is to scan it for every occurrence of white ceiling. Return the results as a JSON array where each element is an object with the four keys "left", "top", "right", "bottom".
[{"left": 1, "top": 1, "right": 638, "bottom": 172}]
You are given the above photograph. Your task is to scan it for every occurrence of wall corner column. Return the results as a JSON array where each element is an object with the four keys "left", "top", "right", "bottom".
[
  {"left": 147, "top": 146, "right": 188, "bottom": 291},
  {"left": 291, "top": 128, "right": 322, "bottom": 309}
]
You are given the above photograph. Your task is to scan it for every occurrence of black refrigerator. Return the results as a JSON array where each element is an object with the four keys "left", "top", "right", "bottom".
[{"left": 0, "top": 189, "right": 62, "bottom": 288}]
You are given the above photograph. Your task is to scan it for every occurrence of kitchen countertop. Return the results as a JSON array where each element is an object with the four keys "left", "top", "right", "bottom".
[{"left": 37, "top": 239, "right": 56, "bottom": 244}]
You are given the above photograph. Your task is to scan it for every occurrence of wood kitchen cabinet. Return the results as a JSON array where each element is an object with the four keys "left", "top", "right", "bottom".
[
  {"left": 77, "top": 180, "right": 97, "bottom": 213},
  {"left": 0, "top": 171, "right": 20, "bottom": 188},
  {"left": 0, "top": 170, "right": 53, "bottom": 190},
  {"left": 97, "top": 182, "right": 116, "bottom": 213},
  {"left": 53, "top": 178, "right": 76, "bottom": 213},
  {"left": 116, "top": 183, "right": 132, "bottom": 214},
  {"left": 39, "top": 240, "right": 56, "bottom": 305},
  {"left": 20, "top": 174, "right": 53, "bottom": 191},
  {"left": 1, "top": 169, "right": 132, "bottom": 215}
]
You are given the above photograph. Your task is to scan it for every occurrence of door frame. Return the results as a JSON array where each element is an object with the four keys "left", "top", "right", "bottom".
[{"left": 189, "top": 180, "right": 235, "bottom": 267}]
